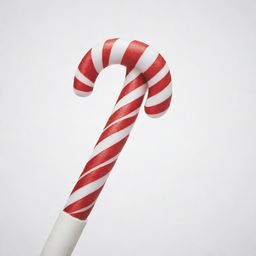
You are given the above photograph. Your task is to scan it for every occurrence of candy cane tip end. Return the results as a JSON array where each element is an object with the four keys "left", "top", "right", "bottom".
[
  {"left": 74, "top": 89, "right": 92, "bottom": 97},
  {"left": 41, "top": 211, "right": 87, "bottom": 256},
  {"left": 147, "top": 109, "right": 168, "bottom": 118}
]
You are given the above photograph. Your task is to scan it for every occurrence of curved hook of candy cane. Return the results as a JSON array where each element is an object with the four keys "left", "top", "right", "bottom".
[{"left": 74, "top": 38, "right": 172, "bottom": 118}]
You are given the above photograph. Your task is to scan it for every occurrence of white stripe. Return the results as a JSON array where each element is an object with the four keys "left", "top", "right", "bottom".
[
  {"left": 91, "top": 42, "right": 104, "bottom": 73},
  {"left": 89, "top": 124, "right": 133, "bottom": 160},
  {"left": 71, "top": 201, "right": 96, "bottom": 214},
  {"left": 113, "top": 84, "right": 146, "bottom": 112},
  {"left": 75, "top": 69, "right": 94, "bottom": 87},
  {"left": 134, "top": 46, "right": 158, "bottom": 73},
  {"left": 79, "top": 154, "right": 119, "bottom": 180},
  {"left": 147, "top": 64, "right": 170, "bottom": 87},
  {"left": 105, "top": 108, "right": 140, "bottom": 130},
  {"left": 66, "top": 173, "right": 109, "bottom": 207},
  {"left": 74, "top": 88, "right": 92, "bottom": 97},
  {"left": 109, "top": 39, "right": 133, "bottom": 65},
  {"left": 145, "top": 83, "right": 172, "bottom": 107}
]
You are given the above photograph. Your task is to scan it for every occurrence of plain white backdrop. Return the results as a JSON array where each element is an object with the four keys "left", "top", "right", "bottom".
[{"left": 0, "top": 0, "right": 256, "bottom": 255}]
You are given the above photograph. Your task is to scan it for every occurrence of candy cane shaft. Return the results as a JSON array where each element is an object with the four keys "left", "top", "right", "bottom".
[
  {"left": 41, "top": 39, "right": 172, "bottom": 256},
  {"left": 41, "top": 70, "right": 144, "bottom": 256}
]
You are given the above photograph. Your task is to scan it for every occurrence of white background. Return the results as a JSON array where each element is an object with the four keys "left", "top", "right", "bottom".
[{"left": 1, "top": 0, "right": 256, "bottom": 255}]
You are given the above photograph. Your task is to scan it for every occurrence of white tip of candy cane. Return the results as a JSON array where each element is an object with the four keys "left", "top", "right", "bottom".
[
  {"left": 73, "top": 88, "right": 92, "bottom": 97},
  {"left": 41, "top": 211, "right": 86, "bottom": 256}
]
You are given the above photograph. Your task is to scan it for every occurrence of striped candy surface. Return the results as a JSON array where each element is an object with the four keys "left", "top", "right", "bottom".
[{"left": 64, "top": 38, "right": 172, "bottom": 220}]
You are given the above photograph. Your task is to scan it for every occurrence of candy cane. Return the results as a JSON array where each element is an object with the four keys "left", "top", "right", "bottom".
[{"left": 41, "top": 38, "right": 172, "bottom": 256}]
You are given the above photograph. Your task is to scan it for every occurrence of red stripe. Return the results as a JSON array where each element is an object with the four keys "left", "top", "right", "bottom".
[
  {"left": 148, "top": 72, "right": 171, "bottom": 98},
  {"left": 143, "top": 54, "right": 166, "bottom": 81},
  {"left": 102, "top": 38, "right": 119, "bottom": 68},
  {"left": 145, "top": 95, "right": 172, "bottom": 115},
  {"left": 105, "top": 96, "right": 144, "bottom": 128},
  {"left": 78, "top": 49, "right": 98, "bottom": 82},
  {"left": 71, "top": 161, "right": 116, "bottom": 194},
  {"left": 73, "top": 77, "right": 93, "bottom": 92},
  {"left": 81, "top": 136, "right": 129, "bottom": 176},
  {"left": 69, "top": 206, "right": 94, "bottom": 220},
  {"left": 121, "top": 40, "right": 148, "bottom": 75},
  {"left": 64, "top": 186, "right": 104, "bottom": 214},
  {"left": 116, "top": 74, "right": 146, "bottom": 103},
  {"left": 97, "top": 115, "right": 137, "bottom": 145}
]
